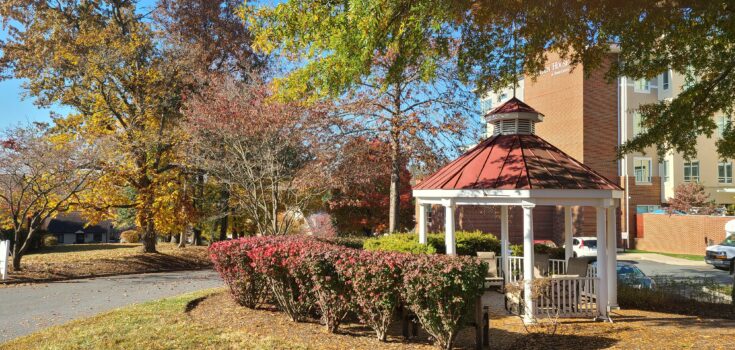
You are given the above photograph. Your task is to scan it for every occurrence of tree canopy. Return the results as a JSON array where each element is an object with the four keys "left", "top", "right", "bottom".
[{"left": 248, "top": 0, "right": 735, "bottom": 161}]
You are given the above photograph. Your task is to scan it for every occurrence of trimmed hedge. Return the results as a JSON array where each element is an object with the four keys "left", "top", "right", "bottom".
[
  {"left": 120, "top": 230, "right": 140, "bottom": 243},
  {"left": 41, "top": 234, "right": 58, "bottom": 247},
  {"left": 364, "top": 230, "right": 500, "bottom": 256},
  {"left": 363, "top": 233, "right": 437, "bottom": 254},
  {"left": 510, "top": 244, "right": 565, "bottom": 259},
  {"left": 209, "top": 236, "right": 487, "bottom": 349}
]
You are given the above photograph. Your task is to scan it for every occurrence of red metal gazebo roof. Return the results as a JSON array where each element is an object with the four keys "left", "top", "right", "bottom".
[
  {"left": 414, "top": 134, "right": 622, "bottom": 191},
  {"left": 485, "top": 97, "right": 542, "bottom": 117}
]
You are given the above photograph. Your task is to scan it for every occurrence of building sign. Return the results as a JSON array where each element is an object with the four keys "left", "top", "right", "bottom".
[
  {"left": 0, "top": 240, "right": 8, "bottom": 280},
  {"left": 540, "top": 59, "right": 571, "bottom": 77}
]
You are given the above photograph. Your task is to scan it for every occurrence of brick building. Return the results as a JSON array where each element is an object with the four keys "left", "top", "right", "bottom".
[{"left": 425, "top": 49, "right": 735, "bottom": 245}]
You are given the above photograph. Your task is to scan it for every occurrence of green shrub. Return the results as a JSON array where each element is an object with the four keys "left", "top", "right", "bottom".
[
  {"left": 120, "top": 230, "right": 140, "bottom": 243},
  {"left": 510, "top": 243, "right": 564, "bottom": 259},
  {"left": 364, "top": 231, "right": 500, "bottom": 256},
  {"left": 42, "top": 234, "right": 58, "bottom": 247},
  {"left": 363, "top": 234, "right": 436, "bottom": 254}
]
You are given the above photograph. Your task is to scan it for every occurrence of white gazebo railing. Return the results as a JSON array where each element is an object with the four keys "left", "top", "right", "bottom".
[
  {"left": 499, "top": 256, "right": 600, "bottom": 318},
  {"left": 534, "top": 276, "right": 598, "bottom": 318}
]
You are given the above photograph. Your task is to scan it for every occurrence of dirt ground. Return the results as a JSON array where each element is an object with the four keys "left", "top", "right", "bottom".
[{"left": 190, "top": 291, "right": 735, "bottom": 350}]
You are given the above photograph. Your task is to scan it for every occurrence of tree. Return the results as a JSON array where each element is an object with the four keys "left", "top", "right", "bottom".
[
  {"left": 184, "top": 75, "right": 338, "bottom": 236},
  {"left": 250, "top": 1, "right": 735, "bottom": 162},
  {"left": 0, "top": 124, "right": 100, "bottom": 270},
  {"left": 1, "top": 0, "right": 186, "bottom": 253},
  {"left": 329, "top": 137, "right": 414, "bottom": 235},
  {"left": 667, "top": 182, "right": 716, "bottom": 215},
  {"left": 246, "top": 2, "right": 479, "bottom": 232},
  {"left": 156, "top": 0, "right": 263, "bottom": 244},
  {"left": 456, "top": 1, "right": 735, "bottom": 161}
]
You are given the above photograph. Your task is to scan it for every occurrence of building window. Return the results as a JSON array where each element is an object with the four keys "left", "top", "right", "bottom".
[
  {"left": 56, "top": 234, "right": 64, "bottom": 244},
  {"left": 632, "top": 112, "right": 647, "bottom": 137},
  {"left": 719, "top": 162, "right": 733, "bottom": 183},
  {"left": 717, "top": 115, "right": 731, "bottom": 138},
  {"left": 661, "top": 160, "right": 670, "bottom": 182},
  {"left": 634, "top": 79, "right": 650, "bottom": 93},
  {"left": 684, "top": 161, "right": 700, "bottom": 182},
  {"left": 480, "top": 98, "right": 492, "bottom": 114},
  {"left": 634, "top": 158, "right": 652, "bottom": 184},
  {"left": 662, "top": 71, "right": 670, "bottom": 90}
]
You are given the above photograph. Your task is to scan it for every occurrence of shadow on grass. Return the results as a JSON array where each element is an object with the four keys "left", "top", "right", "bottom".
[
  {"left": 31, "top": 243, "right": 140, "bottom": 255},
  {"left": 3, "top": 249, "right": 212, "bottom": 285}
]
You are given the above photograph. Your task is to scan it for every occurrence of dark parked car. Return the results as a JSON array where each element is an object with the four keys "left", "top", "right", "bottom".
[{"left": 591, "top": 261, "right": 655, "bottom": 289}]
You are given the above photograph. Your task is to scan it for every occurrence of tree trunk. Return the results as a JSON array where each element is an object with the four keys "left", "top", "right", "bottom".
[
  {"left": 218, "top": 185, "right": 230, "bottom": 241},
  {"left": 388, "top": 132, "right": 401, "bottom": 233},
  {"left": 141, "top": 218, "right": 157, "bottom": 253},
  {"left": 11, "top": 253, "right": 22, "bottom": 271},
  {"left": 178, "top": 230, "right": 187, "bottom": 248},
  {"left": 192, "top": 227, "right": 202, "bottom": 246}
]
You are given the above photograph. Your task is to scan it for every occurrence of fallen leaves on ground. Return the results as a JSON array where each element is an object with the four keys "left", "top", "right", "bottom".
[{"left": 2, "top": 243, "right": 211, "bottom": 286}]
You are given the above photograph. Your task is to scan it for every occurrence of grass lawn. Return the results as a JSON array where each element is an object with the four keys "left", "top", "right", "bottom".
[
  {"left": 624, "top": 249, "right": 704, "bottom": 261},
  {"left": 3, "top": 243, "right": 211, "bottom": 285},
  {"left": 0, "top": 289, "right": 302, "bottom": 350},
  {"left": 4, "top": 289, "right": 735, "bottom": 350}
]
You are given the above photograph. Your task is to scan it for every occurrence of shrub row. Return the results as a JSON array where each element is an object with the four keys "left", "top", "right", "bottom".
[
  {"left": 364, "top": 230, "right": 500, "bottom": 256},
  {"left": 364, "top": 231, "right": 566, "bottom": 259},
  {"left": 210, "top": 236, "right": 487, "bottom": 350}
]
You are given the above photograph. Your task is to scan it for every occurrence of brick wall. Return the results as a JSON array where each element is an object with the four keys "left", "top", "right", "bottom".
[
  {"left": 635, "top": 213, "right": 731, "bottom": 255},
  {"left": 583, "top": 54, "right": 620, "bottom": 184},
  {"left": 425, "top": 205, "right": 582, "bottom": 245},
  {"left": 621, "top": 176, "right": 662, "bottom": 237}
]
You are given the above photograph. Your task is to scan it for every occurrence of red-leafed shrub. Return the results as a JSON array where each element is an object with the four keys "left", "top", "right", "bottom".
[
  {"left": 402, "top": 255, "right": 488, "bottom": 350},
  {"left": 209, "top": 236, "right": 487, "bottom": 349},
  {"left": 209, "top": 237, "right": 270, "bottom": 308},
  {"left": 247, "top": 237, "right": 315, "bottom": 322},
  {"left": 336, "top": 250, "right": 407, "bottom": 341},
  {"left": 301, "top": 246, "right": 355, "bottom": 332}
]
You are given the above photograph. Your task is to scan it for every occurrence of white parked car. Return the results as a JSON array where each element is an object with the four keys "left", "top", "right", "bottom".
[
  {"left": 705, "top": 235, "right": 735, "bottom": 271},
  {"left": 570, "top": 236, "right": 598, "bottom": 257}
]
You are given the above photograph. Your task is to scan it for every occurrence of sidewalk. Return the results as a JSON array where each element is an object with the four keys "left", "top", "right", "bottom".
[{"left": 617, "top": 252, "right": 707, "bottom": 267}]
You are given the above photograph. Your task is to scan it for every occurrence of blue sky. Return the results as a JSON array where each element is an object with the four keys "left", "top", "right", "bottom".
[{"left": 0, "top": 0, "right": 157, "bottom": 129}]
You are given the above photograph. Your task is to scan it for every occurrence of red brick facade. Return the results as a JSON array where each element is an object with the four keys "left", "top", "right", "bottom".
[
  {"left": 635, "top": 213, "right": 730, "bottom": 255},
  {"left": 425, "top": 205, "right": 584, "bottom": 244}
]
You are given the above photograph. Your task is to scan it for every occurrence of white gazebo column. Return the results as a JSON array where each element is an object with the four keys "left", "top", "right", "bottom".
[
  {"left": 596, "top": 206, "right": 609, "bottom": 321},
  {"left": 607, "top": 206, "right": 619, "bottom": 309},
  {"left": 564, "top": 206, "right": 573, "bottom": 261},
  {"left": 500, "top": 205, "right": 509, "bottom": 283},
  {"left": 522, "top": 203, "right": 535, "bottom": 323},
  {"left": 418, "top": 203, "right": 429, "bottom": 245},
  {"left": 443, "top": 199, "right": 456, "bottom": 255}
]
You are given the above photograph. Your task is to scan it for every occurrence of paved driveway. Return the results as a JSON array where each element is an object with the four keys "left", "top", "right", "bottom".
[
  {"left": 0, "top": 269, "right": 222, "bottom": 343},
  {"left": 618, "top": 253, "right": 732, "bottom": 284}
]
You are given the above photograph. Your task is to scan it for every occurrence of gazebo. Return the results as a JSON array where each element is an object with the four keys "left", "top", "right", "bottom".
[{"left": 413, "top": 97, "right": 623, "bottom": 323}]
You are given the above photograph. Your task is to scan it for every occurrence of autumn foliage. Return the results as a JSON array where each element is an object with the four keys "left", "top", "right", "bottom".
[
  {"left": 328, "top": 137, "right": 415, "bottom": 234},
  {"left": 209, "top": 236, "right": 487, "bottom": 349},
  {"left": 667, "top": 182, "right": 717, "bottom": 215}
]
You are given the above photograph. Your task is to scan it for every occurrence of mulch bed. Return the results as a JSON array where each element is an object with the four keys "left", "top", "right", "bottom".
[
  {"left": 190, "top": 290, "right": 735, "bottom": 350},
  {"left": 2, "top": 244, "right": 212, "bottom": 286},
  {"left": 189, "top": 291, "right": 484, "bottom": 350}
]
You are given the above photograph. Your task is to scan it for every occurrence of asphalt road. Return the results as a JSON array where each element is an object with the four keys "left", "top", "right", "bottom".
[
  {"left": 621, "top": 259, "right": 733, "bottom": 284},
  {"left": 0, "top": 269, "right": 223, "bottom": 343}
]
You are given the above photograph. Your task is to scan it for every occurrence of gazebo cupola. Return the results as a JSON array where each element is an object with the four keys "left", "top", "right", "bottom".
[{"left": 485, "top": 97, "right": 544, "bottom": 136}]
